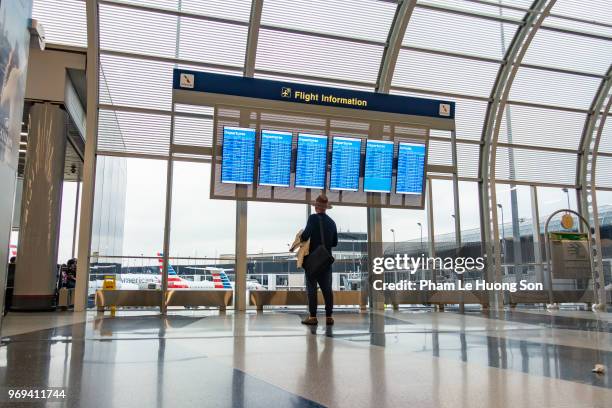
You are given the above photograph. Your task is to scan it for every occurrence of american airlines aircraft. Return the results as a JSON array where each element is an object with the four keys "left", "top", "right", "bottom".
[
  {"left": 191, "top": 266, "right": 264, "bottom": 291},
  {"left": 88, "top": 253, "right": 263, "bottom": 295}
]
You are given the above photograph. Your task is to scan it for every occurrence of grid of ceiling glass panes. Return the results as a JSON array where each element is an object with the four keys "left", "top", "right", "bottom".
[{"left": 30, "top": 0, "right": 611, "bottom": 189}]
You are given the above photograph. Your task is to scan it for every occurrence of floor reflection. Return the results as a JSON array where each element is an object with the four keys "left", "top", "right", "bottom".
[
  {"left": 340, "top": 327, "right": 612, "bottom": 388},
  {"left": 471, "top": 310, "right": 611, "bottom": 333},
  {"left": 0, "top": 309, "right": 609, "bottom": 407}
]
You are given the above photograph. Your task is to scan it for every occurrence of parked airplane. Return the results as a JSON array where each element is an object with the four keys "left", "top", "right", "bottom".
[
  {"left": 195, "top": 266, "right": 264, "bottom": 291},
  {"left": 7, "top": 244, "right": 17, "bottom": 261},
  {"left": 89, "top": 255, "right": 212, "bottom": 295},
  {"left": 89, "top": 253, "right": 263, "bottom": 294},
  {"left": 158, "top": 254, "right": 264, "bottom": 290}
]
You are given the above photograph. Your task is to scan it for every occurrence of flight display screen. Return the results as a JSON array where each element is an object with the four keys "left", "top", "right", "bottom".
[
  {"left": 363, "top": 140, "right": 394, "bottom": 193},
  {"left": 295, "top": 134, "right": 328, "bottom": 189},
  {"left": 396, "top": 142, "right": 426, "bottom": 194},
  {"left": 330, "top": 136, "right": 362, "bottom": 191},
  {"left": 258, "top": 129, "right": 293, "bottom": 187},
  {"left": 221, "top": 127, "right": 256, "bottom": 184}
]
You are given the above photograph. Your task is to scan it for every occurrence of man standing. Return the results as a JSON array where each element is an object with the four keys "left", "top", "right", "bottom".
[{"left": 300, "top": 194, "right": 338, "bottom": 325}]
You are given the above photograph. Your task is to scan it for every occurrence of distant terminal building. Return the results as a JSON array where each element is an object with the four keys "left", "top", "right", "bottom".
[{"left": 91, "top": 209, "right": 612, "bottom": 289}]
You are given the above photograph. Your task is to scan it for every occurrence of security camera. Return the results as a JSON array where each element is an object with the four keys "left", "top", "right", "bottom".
[{"left": 71, "top": 164, "right": 77, "bottom": 174}]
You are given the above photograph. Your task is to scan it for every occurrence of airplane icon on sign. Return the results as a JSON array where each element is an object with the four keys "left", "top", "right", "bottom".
[
  {"left": 180, "top": 73, "right": 194, "bottom": 88},
  {"left": 439, "top": 103, "right": 450, "bottom": 117},
  {"left": 281, "top": 87, "right": 292, "bottom": 98}
]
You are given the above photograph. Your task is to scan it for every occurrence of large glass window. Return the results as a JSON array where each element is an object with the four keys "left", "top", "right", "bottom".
[
  {"left": 537, "top": 186, "right": 578, "bottom": 231},
  {"left": 495, "top": 184, "right": 533, "bottom": 280},
  {"left": 120, "top": 158, "right": 164, "bottom": 257},
  {"left": 171, "top": 162, "right": 235, "bottom": 260},
  {"left": 246, "top": 202, "right": 305, "bottom": 290},
  {"left": 382, "top": 205, "right": 427, "bottom": 284},
  {"left": 57, "top": 181, "right": 81, "bottom": 264},
  {"left": 431, "top": 178, "right": 456, "bottom": 246},
  {"left": 89, "top": 156, "right": 158, "bottom": 297},
  {"left": 458, "top": 181, "right": 480, "bottom": 241},
  {"left": 247, "top": 202, "right": 304, "bottom": 255},
  {"left": 169, "top": 161, "right": 235, "bottom": 287},
  {"left": 330, "top": 206, "right": 367, "bottom": 291},
  {"left": 244, "top": 203, "right": 366, "bottom": 291}
]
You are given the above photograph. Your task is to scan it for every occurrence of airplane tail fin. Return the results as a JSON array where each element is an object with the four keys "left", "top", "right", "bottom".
[
  {"left": 157, "top": 252, "right": 177, "bottom": 275},
  {"left": 211, "top": 270, "right": 232, "bottom": 289}
]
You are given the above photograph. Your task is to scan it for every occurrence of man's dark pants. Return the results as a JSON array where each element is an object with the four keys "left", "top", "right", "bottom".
[{"left": 305, "top": 266, "right": 333, "bottom": 317}]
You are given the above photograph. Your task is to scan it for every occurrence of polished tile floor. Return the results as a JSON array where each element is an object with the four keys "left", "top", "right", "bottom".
[{"left": 0, "top": 308, "right": 610, "bottom": 407}]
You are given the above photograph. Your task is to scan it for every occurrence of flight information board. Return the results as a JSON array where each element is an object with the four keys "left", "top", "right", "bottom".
[
  {"left": 258, "top": 130, "right": 293, "bottom": 187},
  {"left": 363, "top": 140, "right": 394, "bottom": 193},
  {"left": 396, "top": 142, "right": 426, "bottom": 194},
  {"left": 330, "top": 137, "right": 362, "bottom": 191},
  {"left": 221, "top": 127, "right": 256, "bottom": 184},
  {"left": 295, "top": 134, "right": 328, "bottom": 189}
]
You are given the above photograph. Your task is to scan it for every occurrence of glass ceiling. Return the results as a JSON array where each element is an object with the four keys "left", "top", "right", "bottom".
[{"left": 31, "top": 0, "right": 612, "bottom": 187}]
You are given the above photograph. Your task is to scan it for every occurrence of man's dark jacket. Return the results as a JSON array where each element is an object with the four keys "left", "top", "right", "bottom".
[{"left": 301, "top": 213, "right": 338, "bottom": 254}]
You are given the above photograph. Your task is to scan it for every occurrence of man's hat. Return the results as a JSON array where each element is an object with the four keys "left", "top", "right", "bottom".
[{"left": 313, "top": 194, "right": 332, "bottom": 209}]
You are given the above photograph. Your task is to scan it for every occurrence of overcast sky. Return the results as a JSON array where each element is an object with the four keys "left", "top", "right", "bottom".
[
  {"left": 41, "top": 156, "right": 606, "bottom": 265},
  {"left": 49, "top": 158, "right": 592, "bottom": 264}
]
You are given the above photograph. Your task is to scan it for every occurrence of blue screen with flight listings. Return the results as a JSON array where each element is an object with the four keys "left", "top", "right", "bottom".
[
  {"left": 330, "top": 137, "right": 362, "bottom": 191},
  {"left": 396, "top": 142, "right": 426, "bottom": 194},
  {"left": 363, "top": 140, "right": 394, "bottom": 193},
  {"left": 258, "top": 130, "right": 293, "bottom": 187},
  {"left": 295, "top": 134, "right": 328, "bottom": 189},
  {"left": 221, "top": 127, "right": 256, "bottom": 184}
]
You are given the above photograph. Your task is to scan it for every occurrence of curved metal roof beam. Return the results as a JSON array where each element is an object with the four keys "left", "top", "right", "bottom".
[
  {"left": 478, "top": 0, "right": 556, "bottom": 308},
  {"left": 576, "top": 64, "right": 612, "bottom": 308},
  {"left": 244, "top": 0, "right": 264, "bottom": 78},
  {"left": 376, "top": 0, "right": 417, "bottom": 93}
]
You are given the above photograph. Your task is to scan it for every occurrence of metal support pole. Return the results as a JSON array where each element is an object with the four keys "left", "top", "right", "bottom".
[
  {"left": 426, "top": 179, "right": 436, "bottom": 278},
  {"left": 159, "top": 0, "right": 183, "bottom": 315},
  {"left": 235, "top": 200, "right": 248, "bottom": 311},
  {"left": 160, "top": 104, "right": 176, "bottom": 315},
  {"left": 74, "top": 0, "right": 100, "bottom": 311},
  {"left": 530, "top": 186, "right": 544, "bottom": 285},
  {"left": 451, "top": 130, "right": 463, "bottom": 312},
  {"left": 367, "top": 207, "right": 384, "bottom": 311},
  {"left": 71, "top": 174, "right": 81, "bottom": 259},
  {"left": 231, "top": 0, "right": 262, "bottom": 312},
  {"left": 365, "top": 122, "right": 385, "bottom": 311},
  {"left": 232, "top": 109, "right": 253, "bottom": 312}
]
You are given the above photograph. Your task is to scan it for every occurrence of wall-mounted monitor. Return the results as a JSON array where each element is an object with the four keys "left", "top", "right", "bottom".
[
  {"left": 258, "top": 130, "right": 293, "bottom": 187},
  {"left": 221, "top": 126, "right": 256, "bottom": 184},
  {"left": 330, "top": 136, "right": 362, "bottom": 191},
  {"left": 363, "top": 140, "right": 394, "bottom": 193},
  {"left": 396, "top": 142, "right": 426, "bottom": 195},
  {"left": 295, "top": 134, "right": 328, "bottom": 189}
]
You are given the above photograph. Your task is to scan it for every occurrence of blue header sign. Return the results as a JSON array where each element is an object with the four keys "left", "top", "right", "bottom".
[{"left": 173, "top": 69, "right": 455, "bottom": 120}]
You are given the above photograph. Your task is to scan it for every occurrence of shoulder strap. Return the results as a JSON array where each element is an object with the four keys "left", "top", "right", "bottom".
[{"left": 318, "top": 215, "right": 326, "bottom": 247}]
